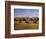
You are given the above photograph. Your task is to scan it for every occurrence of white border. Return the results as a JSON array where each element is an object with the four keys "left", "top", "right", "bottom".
[{"left": 11, "top": 5, "right": 42, "bottom": 34}]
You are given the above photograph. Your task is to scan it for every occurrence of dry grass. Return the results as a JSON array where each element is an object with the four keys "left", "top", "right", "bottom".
[{"left": 14, "top": 17, "right": 39, "bottom": 30}]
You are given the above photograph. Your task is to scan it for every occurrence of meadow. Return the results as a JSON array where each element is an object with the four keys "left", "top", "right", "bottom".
[{"left": 14, "top": 17, "right": 39, "bottom": 30}]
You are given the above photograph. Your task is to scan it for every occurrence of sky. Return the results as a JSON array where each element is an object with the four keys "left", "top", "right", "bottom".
[{"left": 14, "top": 8, "right": 39, "bottom": 18}]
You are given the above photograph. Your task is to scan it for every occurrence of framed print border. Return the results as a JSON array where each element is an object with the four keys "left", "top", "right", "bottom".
[{"left": 5, "top": 1, "right": 45, "bottom": 38}]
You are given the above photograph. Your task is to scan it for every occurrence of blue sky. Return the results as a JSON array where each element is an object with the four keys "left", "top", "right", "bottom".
[{"left": 14, "top": 8, "right": 39, "bottom": 18}]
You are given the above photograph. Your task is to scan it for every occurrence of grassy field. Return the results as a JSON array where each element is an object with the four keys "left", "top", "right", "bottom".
[{"left": 14, "top": 17, "right": 39, "bottom": 30}]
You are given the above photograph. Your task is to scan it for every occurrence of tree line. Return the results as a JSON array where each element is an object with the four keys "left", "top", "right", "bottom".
[{"left": 14, "top": 17, "right": 39, "bottom": 23}]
